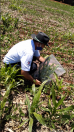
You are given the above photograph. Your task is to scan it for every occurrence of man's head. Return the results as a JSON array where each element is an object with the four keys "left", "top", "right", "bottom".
[{"left": 31, "top": 32, "right": 50, "bottom": 50}]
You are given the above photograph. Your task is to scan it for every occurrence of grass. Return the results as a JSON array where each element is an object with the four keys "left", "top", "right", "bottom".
[{"left": 0, "top": 0, "right": 74, "bottom": 131}]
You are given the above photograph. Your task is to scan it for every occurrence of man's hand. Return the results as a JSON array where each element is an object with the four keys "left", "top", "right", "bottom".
[
  {"left": 21, "top": 70, "right": 41, "bottom": 86},
  {"left": 48, "top": 62, "right": 56, "bottom": 66},
  {"left": 34, "top": 79, "right": 41, "bottom": 86},
  {"left": 37, "top": 56, "right": 45, "bottom": 63}
]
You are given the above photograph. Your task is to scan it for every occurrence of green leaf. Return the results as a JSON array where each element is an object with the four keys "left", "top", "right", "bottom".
[
  {"left": 20, "top": 113, "right": 25, "bottom": 117},
  {"left": 51, "top": 122, "right": 55, "bottom": 129},
  {"left": 18, "top": 119, "right": 29, "bottom": 128},
  {"left": 64, "top": 119, "right": 69, "bottom": 125},
  {"left": 71, "top": 123, "right": 74, "bottom": 129},
  {"left": 30, "top": 89, "right": 41, "bottom": 112},
  {"left": 52, "top": 83, "right": 56, "bottom": 107},
  {"left": 62, "top": 114, "right": 70, "bottom": 119},
  {"left": 5, "top": 75, "right": 10, "bottom": 83},
  {"left": 31, "top": 80, "right": 48, "bottom": 112},
  {"left": 26, "top": 95, "right": 30, "bottom": 118},
  {"left": 41, "top": 107, "right": 50, "bottom": 112},
  {"left": 29, "top": 117, "right": 33, "bottom": 132},
  {"left": 48, "top": 99, "right": 52, "bottom": 112},
  {"left": 70, "top": 114, "right": 74, "bottom": 119},
  {"left": 55, "top": 95, "right": 66, "bottom": 108},
  {"left": 39, "top": 80, "right": 49, "bottom": 91},
  {"left": 71, "top": 129, "right": 74, "bottom": 132},
  {"left": 54, "top": 73, "right": 64, "bottom": 90},
  {"left": 33, "top": 112, "right": 46, "bottom": 126},
  {"left": 32, "top": 84, "right": 36, "bottom": 95},
  {"left": 5, "top": 114, "right": 12, "bottom": 120},
  {"left": 11, "top": 115, "right": 17, "bottom": 120},
  {"left": 57, "top": 105, "right": 74, "bottom": 112},
  {"left": 1, "top": 83, "right": 12, "bottom": 110}
]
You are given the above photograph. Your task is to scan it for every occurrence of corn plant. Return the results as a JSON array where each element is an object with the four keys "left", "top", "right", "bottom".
[
  {"left": 33, "top": 55, "right": 57, "bottom": 82},
  {"left": 54, "top": 73, "right": 64, "bottom": 91},
  {"left": 34, "top": 81, "right": 74, "bottom": 130},
  {"left": 42, "top": 73, "right": 64, "bottom": 94},
  {"left": 0, "top": 64, "right": 24, "bottom": 124},
  {"left": 5, "top": 103, "right": 25, "bottom": 123},
  {"left": 18, "top": 79, "right": 48, "bottom": 132},
  {"left": 39, "top": 56, "right": 56, "bottom": 82}
]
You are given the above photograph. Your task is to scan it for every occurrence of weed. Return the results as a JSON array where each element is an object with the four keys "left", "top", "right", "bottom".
[
  {"left": 14, "top": 18, "right": 19, "bottom": 28},
  {"left": 1, "top": 13, "right": 12, "bottom": 28},
  {"left": 70, "top": 22, "right": 74, "bottom": 28},
  {"left": 1, "top": 13, "right": 18, "bottom": 35},
  {"left": 9, "top": 4, "right": 17, "bottom": 10}
]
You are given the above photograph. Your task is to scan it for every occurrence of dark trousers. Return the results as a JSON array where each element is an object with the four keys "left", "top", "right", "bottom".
[{"left": 6, "top": 57, "right": 37, "bottom": 74}]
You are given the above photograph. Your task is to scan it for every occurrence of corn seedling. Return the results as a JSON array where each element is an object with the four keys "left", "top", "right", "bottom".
[
  {"left": 0, "top": 64, "right": 24, "bottom": 124},
  {"left": 34, "top": 56, "right": 57, "bottom": 82},
  {"left": 54, "top": 73, "right": 64, "bottom": 91},
  {"left": 34, "top": 81, "right": 74, "bottom": 130},
  {"left": 18, "top": 79, "right": 48, "bottom": 132}
]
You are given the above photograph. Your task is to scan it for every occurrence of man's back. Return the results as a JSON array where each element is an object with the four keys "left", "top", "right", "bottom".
[{"left": 3, "top": 39, "right": 35, "bottom": 64}]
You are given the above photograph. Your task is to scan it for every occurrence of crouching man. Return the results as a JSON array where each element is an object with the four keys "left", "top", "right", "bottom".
[{"left": 3, "top": 32, "right": 49, "bottom": 85}]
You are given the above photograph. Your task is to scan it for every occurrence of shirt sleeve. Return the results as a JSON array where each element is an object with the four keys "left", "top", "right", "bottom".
[
  {"left": 34, "top": 50, "right": 40, "bottom": 57},
  {"left": 20, "top": 54, "right": 33, "bottom": 71}
]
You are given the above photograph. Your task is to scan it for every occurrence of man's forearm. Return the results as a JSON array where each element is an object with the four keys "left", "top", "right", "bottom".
[
  {"left": 21, "top": 70, "right": 34, "bottom": 82},
  {"left": 37, "top": 56, "right": 45, "bottom": 63},
  {"left": 21, "top": 70, "right": 41, "bottom": 85}
]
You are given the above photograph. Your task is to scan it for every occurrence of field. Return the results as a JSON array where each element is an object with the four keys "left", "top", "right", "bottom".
[{"left": 0, "top": 0, "right": 74, "bottom": 132}]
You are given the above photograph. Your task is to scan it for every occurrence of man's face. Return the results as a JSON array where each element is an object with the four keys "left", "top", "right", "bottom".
[{"left": 37, "top": 42, "right": 45, "bottom": 48}]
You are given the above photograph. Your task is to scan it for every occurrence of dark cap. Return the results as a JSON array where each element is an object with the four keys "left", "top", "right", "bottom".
[{"left": 31, "top": 32, "right": 50, "bottom": 46}]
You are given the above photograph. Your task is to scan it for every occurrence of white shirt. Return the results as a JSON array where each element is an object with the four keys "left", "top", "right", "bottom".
[{"left": 3, "top": 39, "right": 40, "bottom": 71}]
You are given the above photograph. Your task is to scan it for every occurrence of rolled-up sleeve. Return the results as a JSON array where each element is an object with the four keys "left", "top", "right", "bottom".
[{"left": 34, "top": 50, "right": 40, "bottom": 57}]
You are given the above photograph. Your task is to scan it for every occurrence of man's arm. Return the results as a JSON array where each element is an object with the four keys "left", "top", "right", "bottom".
[
  {"left": 36, "top": 56, "right": 56, "bottom": 66},
  {"left": 21, "top": 70, "right": 41, "bottom": 85},
  {"left": 36, "top": 56, "right": 45, "bottom": 63}
]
